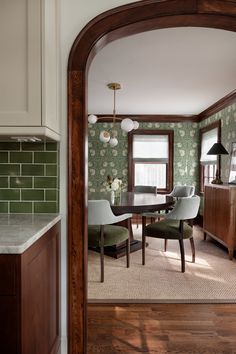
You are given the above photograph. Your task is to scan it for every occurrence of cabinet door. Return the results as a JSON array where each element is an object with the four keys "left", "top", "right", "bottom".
[
  {"left": 21, "top": 223, "right": 60, "bottom": 354},
  {"left": 0, "top": 255, "right": 20, "bottom": 354},
  {"left": 204, "top": 186, "right": 216, "bottom": 235},
  {"left": 41, "top": 0, "right": 60, "bottom": 134},
  {"left": 214, "top": 188, "right": 230, "bottom": 243},
  {"left": 0, "top": 0, "right": 41, "bottom": 126}
]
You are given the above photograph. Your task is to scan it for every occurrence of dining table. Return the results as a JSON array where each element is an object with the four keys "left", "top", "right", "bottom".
[{"left": 88, "top": 191, "right": 175, "bottom": 258}]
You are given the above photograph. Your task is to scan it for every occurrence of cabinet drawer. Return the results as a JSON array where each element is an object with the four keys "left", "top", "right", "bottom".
[{"left": 0, "top": 256, "right": 17, "bottom": 295}]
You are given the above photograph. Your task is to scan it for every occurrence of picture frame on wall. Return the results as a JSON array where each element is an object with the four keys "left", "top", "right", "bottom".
[{"left": 228, "top": 142, "right": 236, "bottom": 184}]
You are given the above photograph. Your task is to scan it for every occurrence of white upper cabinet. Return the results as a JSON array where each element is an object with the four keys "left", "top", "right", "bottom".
[{"left": 0, "top": 0, "right": 60, "bottom": 141}]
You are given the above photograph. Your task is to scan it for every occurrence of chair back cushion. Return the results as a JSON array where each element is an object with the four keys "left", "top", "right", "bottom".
[
  {"left": 169, "top": 185, "right": 195, "bottom": 198},
  {"left": 88, "top": 200, "right": 116, "bottom": 225},
  {"left": 134, "top": 185, "right": 157, "bottom": 194},
  {"left": 88, "top": 199, "right": 132, "bottom": 226},
  {"left": 165, "top": 195, "right": 200, "bottom": 220}
]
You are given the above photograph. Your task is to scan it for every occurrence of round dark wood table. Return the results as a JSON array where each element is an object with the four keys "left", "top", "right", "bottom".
[{"left": 88, "top": 192, "right": 175, "bottom": 258}]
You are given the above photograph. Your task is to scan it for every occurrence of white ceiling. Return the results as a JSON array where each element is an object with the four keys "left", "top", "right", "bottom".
[{"left": 88, "top": 27, "right": 236, "bottom": 116}]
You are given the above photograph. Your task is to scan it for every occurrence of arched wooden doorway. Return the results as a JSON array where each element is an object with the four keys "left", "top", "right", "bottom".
[{"left": 68, "top": 1, "right": 236, "bottom": 352}]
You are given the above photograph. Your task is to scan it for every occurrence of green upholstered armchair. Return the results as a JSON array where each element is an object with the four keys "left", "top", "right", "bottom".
[
  {"left": 142, "top": 185, "right": 196, "bottom": 220},
  {"left": 142, "top": 195, "right": 200, "bottom": 273},
  {"left": 88, "top": 199, "right": 132, "bottom": 282}
]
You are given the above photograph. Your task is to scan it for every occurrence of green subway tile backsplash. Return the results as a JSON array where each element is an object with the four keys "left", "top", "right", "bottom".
[
  {"left": 34, "top": 152, "right": 57, "bottom": 163},
  {"left": 0, "top": 202, "right": 8, "bottom": 213},
  {"left": 0, "top": 189, "right": 20, "bottom": 200},
  {"left": 45, "top": 190, "right": 57, "bottom": 201},
  {"left": 22, "top": 164, "right": 44, "bottom": 176},
  {"left": 0, "top": 142, "right": 59, "bottom": 213},
  {"left": 10, "top": 202, "right": 32, "bottom": 213},
  {"left": 10, "top": 152, "right": 32, "bottom": 163},
  {"left": 34, "top": 202, "right": 58, "bottom": 213},
  {"left": 46, "top": 142, "right": 58, "bottom": 151},
  {"left": 0, "top": 177, "right": 8, "bottom": 188},
  {"left": 0, "top": 164, "right": 20, "bottom": 175},
  {"left": 10, "top": 177, "right": 33, "bottom": 188},
  {"left": 21, "top": 189, "right": 44, "bottom": 201},
  {"left": 22, "top": 142, "right": 44, "bottom": 151},
  {"left": 46, "top": 165, "right": 58, "bottom": 176},
  {"left": 0, "top": 152, "right": 8, "bottom": 163},
  {"left": 34, "top": 177, "right": 57, "bottom": 189},
  {"left": 0, "top": 142, "right": 20, "bottom": 150}
]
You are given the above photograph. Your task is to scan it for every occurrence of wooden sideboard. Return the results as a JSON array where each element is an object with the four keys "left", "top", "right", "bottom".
[
  {"left": 0, "top": 222, "right": 61, "bottom": 354},
  {"left": 203, "top": 184, "right": 236, "bottom": 259}
]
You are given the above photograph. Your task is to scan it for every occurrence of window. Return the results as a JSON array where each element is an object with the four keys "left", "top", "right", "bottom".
[
  {"left": 200, "top": 121, "right": 220, "bottom": 192},
  {"left": 128, "top": 130, "right": 173, "bottom": 193}
]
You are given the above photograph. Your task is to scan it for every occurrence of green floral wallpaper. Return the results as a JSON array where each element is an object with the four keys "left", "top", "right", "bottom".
[
  {"left": 88, "top": 102, "right": 236, "bottom": 196},
  {"left": 88, "top": 121, "right": 199, "bottom": 193}
]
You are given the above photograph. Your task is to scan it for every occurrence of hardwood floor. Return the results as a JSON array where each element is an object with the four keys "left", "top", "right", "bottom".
[{"left": 88, "top": 304, "right": 236, "bottom": 354}]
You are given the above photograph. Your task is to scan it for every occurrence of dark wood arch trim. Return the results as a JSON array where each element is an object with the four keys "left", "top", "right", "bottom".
[{"left": 68, "top": 1, "right": 236, "bottom": 353}]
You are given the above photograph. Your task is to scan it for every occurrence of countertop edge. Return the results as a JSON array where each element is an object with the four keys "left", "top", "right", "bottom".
[{"left": 0, "top": 215, "right": 62, "bottom": 254}]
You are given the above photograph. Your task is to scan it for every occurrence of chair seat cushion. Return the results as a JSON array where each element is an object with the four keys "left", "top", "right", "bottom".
[
  {"left": 145, "top": 219, "right": 192, "bottom": 239},
  {"left": 88, "top": 225, "right": 129, "bottom": 247}
]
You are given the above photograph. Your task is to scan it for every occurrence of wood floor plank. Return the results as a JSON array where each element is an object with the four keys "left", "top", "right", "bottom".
[{"left": 88, "top": 304, "right": 236, "bottom": 354}]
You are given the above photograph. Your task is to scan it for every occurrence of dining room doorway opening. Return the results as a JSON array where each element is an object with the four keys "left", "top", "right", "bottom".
[{"left": 67, "top": 1, "right": 236, "bottom": 352}]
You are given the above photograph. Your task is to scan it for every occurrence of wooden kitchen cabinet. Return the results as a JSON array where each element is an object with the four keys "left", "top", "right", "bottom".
[
  {"left": 0, "top": 222, "right": 61, "bottom": 354},
  {"left": 0, "top": 0, "right": 60, "bottom": 141},
  {"left": 203, "top": 184, "right": 236, "bottom": 259}
]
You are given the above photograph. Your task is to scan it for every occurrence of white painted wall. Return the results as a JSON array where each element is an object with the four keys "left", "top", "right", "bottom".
[{"left": 59, "top": 1, "right": 138, "bottom": 352}]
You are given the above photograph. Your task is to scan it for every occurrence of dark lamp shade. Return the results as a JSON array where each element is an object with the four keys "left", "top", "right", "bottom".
[{"left": 207, "top": 142, "right": 229, "bottom": 155}]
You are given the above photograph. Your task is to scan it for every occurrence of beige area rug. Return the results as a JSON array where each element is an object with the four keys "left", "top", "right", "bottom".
[{"left": 88, "top": 225, "right": 236, "bottom": 303}]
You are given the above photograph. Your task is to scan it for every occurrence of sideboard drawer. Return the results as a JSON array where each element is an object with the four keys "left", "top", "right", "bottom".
[{"left": 0, "top": 256, "right": 17, "bottom": 295}]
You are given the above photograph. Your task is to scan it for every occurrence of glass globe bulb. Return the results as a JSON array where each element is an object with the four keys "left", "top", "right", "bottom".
[
  {"left": 121, "top": 118, "right": 134, "bottom": 132},
  {"left": 88, "top": 114, "right": 98, "bottom": 124},
  {"left": 99, "top": 130, "right": 110, "bottom": 143},
  {"left": 133, "top": 121, "right": 139, "bottom": 130},
  {"left": 109, "top": 137, "right": 118, "bottom": 147}
]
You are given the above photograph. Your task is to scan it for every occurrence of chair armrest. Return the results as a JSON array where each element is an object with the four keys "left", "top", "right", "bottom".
[{"left": 110, "top": 213, "right": 132, "bottom": 224}]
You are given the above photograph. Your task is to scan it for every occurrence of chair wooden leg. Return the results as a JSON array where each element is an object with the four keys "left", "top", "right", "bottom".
[
  {"left": 142, "top": 216, "right": 146, "bottom": 265},
  {"left": 179, "top": 239, "right": 185, "bottom": 273},
  {"left": 126, "top": 238, "right": 130, "bottom": 268},
  {"left": 164, "top": 239, "right": 168, "bottom": 252},
  {"left": 100, "top": 225, "right": 104, "bottom": 282},
  {"left": 126, "top": 218, "right": 132, "bottom": 268},
  {"left": 203, "top": 232, "right": 207, "bottom": 241},
  {"left": 189, "top": 237, "right": 195, "bottom": 263}
]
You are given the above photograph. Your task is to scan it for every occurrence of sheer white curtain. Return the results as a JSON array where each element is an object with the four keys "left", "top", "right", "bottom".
[{"left": 135, "top": 163, "right": 166, "bottom": 188}]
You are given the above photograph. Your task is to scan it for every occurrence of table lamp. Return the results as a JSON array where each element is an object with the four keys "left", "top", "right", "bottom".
[{"left": 207, "top": 142, "right": 228, "bottom": 184}]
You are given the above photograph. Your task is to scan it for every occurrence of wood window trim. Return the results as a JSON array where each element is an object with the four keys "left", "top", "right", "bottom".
[
  {"left": 199, "top": 120, "right": 221, "bottom": 193},
  {"left": 68, "top": 2, "right": 236, "bottom": 353},
  {"left": 128, "top": 129, "right": 173, "bottom": 194}
]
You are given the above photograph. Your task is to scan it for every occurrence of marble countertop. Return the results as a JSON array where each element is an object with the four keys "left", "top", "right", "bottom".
[{"left": 0, "top": 214, "right": 62, "bottom": 254}]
